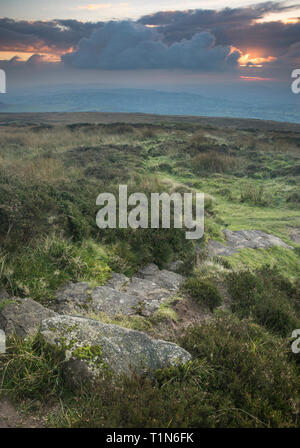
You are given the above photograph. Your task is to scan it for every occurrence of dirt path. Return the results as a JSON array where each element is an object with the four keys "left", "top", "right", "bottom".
[{"left": 0, "top": 399, "right": 46, "bottom": 428}]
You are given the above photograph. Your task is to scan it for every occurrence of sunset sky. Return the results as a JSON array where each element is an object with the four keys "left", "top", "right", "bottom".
[{"left": 0, "top": 1, "right": 299, "bottom": 92}]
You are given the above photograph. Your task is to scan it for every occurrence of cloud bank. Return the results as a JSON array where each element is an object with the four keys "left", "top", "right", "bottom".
[
  {"left": 0, "top": 1, "right": 299, "bottom": 73},
  {"left": 62, "top": 21, "right": 240, "bottom": 70}
]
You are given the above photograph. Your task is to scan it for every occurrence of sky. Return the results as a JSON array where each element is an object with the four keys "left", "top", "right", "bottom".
[
  {"left": 1, "top": 0, "right": 299, "bottom": 21},
  {"left": 0, "top": 0, "right": 299, "bottom": 112}
]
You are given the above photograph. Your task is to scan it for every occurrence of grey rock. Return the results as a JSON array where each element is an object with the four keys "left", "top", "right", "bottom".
[
  {"left": 166, "top": 260, "right": 184, "bottom": 273},
  {"left": 55, "top": 282, "right": 92, "bottom": 315},
  {"left": 90, "top": 286, "right": 140, "bottom": 316},
  {"left": 105, "top": 272, "right": 129, "bottom": 290},
  {"left": 142, "top": 270, "right": 185, "bottom": 291},
  {"left": 56, "top": 282, "right": 91, "bottom": 303},
  {"left": 0, "top": 289, "right": 9, "bottom": 301},
  {"left": 137, "top": 263, "right": 160, "bottom": 280},
  {"left": 40, "top": 315, "right": 192, "bottom": 387},
  {"left": 207, "top": 229, "right": 294, "bottom": 257},
  {"left": 123, "top": 277, "right": 171, "bottom": 316},
  {"left": 0, "top": 297, "right": 57, "bottom": 338}
]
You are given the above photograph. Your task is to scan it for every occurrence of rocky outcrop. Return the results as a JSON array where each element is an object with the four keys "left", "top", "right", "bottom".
[
  {"left": 207, "top": 229, "right": 294, "bottom": 257},
  {"left": 40, "top": 314, "right": 192, "bottom": 388},
  {"left": 105, "top": 272, "right": 129, "bottom": 290},
  {"left": 0, "top": 265, "right": 192, "bottom": 387},
  {"left": 0, "top": 297, "right": 57, "bottom": 338},
  {"left": 55, "top": 264, "right": 185, "bottom": 318},
  {"left": 135, "top": 263, "right": 185, "bottom": 291}
]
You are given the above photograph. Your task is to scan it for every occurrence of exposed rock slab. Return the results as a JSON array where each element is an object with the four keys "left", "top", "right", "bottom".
[
  {"left": 55, "top": 282, "right": 92, "bottom": 315},
  {"left": 122, "top": 277, "right": 171, "bottom": 316},
  {"left": 55, "top": 282, "right": 140, "bottom": 316},
  {"left": 55, "top": 265, "right": 185, "bottom": 318},
  {"left": 90, "top": 286, "right": 140, "bottom": 316},
  {"left": 39, "top": 314, "right": 192, "bottom": 387},
  {"left": 105, "top": 272, "right": 129, "bottom": 290},
  {"left": 207, "top": 229, "right": 294, "bottom": 257},
  {"left": 0, "top": 297, "right": 57, "bottom": 338},
  {"left": 137, "top": 264, "right": 185, "bottom": 291}
]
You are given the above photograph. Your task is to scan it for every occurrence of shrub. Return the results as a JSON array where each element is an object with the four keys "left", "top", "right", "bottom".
[
  {"left": 227, "top": 266, "right": 300, "bottom": 336},
  {"left": 50, "top": 315, "right": 300, "bottom": 428},
  {"left": 184, "top": 277, "right": 222, "bottom": 311}
]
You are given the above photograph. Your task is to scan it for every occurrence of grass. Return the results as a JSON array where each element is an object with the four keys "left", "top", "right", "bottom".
[
  {"left": 0, "top": 118, "right": 300, "bottom": 428},
  {"left": 226, "top": 246, "right": 300, "bottom": 281},
  {"left": 183, "top": 276, "right": 222, "bottom": 311}
]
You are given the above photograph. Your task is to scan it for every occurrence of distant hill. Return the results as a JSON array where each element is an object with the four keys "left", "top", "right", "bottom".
[{"left": 1, "top": 88, "right": 299, "bottom": 123}]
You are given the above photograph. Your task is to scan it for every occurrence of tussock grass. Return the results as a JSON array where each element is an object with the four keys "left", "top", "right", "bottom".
[{"left": 192, "top": 152, "right": 241, "bottom": 174}]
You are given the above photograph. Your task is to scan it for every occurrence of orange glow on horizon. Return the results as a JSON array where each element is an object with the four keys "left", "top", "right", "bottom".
[
  {"left": 0, "top": 51, "right": 61, "bottom": 62},
  {"left": 238, "top": 53, "right": 277, "bottom": 67},
  {"left": 281, "top": 17, "right": 299, "bottom": 24},
  {"left": 240, "top": 75, "right": 275, "bottom": 81}
]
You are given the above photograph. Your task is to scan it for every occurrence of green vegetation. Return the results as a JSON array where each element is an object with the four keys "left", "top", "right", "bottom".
[
  {"left": 183, "top": 276, "right": 222, "bottom": 311},
  {"left": 0, "top": 118, "right": 300, "bottom": 427},
  {"left": 227, "top": 266, "right": 300, "bottom": 337}
]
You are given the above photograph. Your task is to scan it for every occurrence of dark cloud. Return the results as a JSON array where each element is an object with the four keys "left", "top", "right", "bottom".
[
  {"left": 139, "top": 1, "right": 296, "bottom": 27},
  {"left": 0, "top": 18, "right": 103, "bottom": 52},
  {"left": 138, "top": 2, "right": 300, "bottom": 64},
  {"left": 62, "top": 21, "right": 240, "bottom": 71},
  {"left": 0, "top": 1, "right": 299, "bottom": 71}
]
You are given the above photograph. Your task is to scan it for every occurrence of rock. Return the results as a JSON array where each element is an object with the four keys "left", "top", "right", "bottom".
[
  {"left": 139, "top": 269, "right": 185, "bottom": 291},
  {"left": 166, "top": 260, "right": 184, "bottom": 273},
  {"left": 288, "top": 227, "right": 300, "bottom": 245},
  {"left": 137, "top": 263, "right": 160, "bottom": 280},
  {"left": 55, "top": 265, "right": 185, "bottom": 319},
  {"left": 0, "top": 297, "right": 57, "bottom": 338},
  {"left": 0, "top": 289, "right": 9, "bottom": 301},
  {"left": 105, "top": 272, "right": 129, "bottom": 290},
  {"left": 90, "top": 286, "right": 140, "bottom": 316},
  {"left": 56, "top": 281, "right": 140, "bottom": 317},
  {"left": 39, "top": 315, "right": 192, "bottom": 387},
  {"left": 55, "top": 282, "right": 92, "bottom": 315},
  {"left": 56, "top": 282, "right": 91, "bottom": 303},
  {"left": 137, "top": 264, "right": 185, "bottom": 291},
  {"left": 207, "top": 229, "right": 294, "bottom": 257},
  {"left": 123, "top": 277, "right": 171, "bottom": 316}
]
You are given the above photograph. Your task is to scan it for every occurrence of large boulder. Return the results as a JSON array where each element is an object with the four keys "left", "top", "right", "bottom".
[
  {"left": 39, "top": 315, "right": 192, "bottom": 388},
  {"left": 0, "top": 297, "right": 57, "bottom": 338}
]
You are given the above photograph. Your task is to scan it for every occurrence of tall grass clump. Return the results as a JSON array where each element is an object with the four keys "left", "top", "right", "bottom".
[
  {"left": 192, "top": 152, "right": 240, "bottom": 174},
  {"left": 0, "top": 236, "right": 111, "bottom": 303}
]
